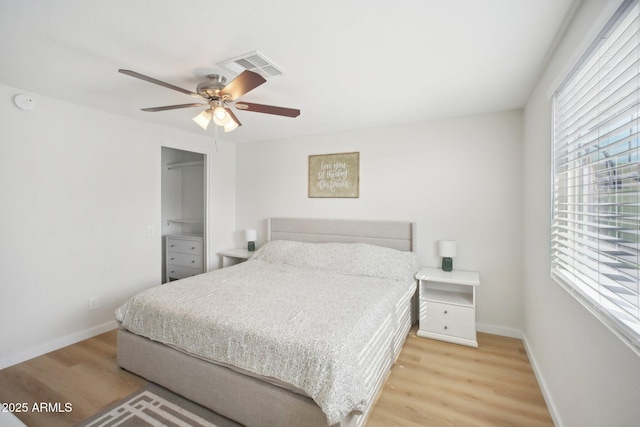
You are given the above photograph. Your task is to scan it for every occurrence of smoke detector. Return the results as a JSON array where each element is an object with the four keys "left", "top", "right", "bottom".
[
  {"left": 218, "top": 51, "right": 285, "bottom": 79},
  {"left": 14, "top": 94, "right": 36, "bottom": 111}
]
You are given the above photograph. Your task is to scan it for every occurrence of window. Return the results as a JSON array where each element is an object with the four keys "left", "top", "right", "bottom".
[{"left": 552, "top": 0, "right": 640, "bottom": 349}]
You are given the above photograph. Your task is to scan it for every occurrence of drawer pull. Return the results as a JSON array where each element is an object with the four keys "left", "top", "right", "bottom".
[
  {"left": 191, "top": 260, "right": 195, "bottom": 263},
  {"left": 191, "top": 247, "right": 195, "bottom": 250},
  {"left": 171, "top": 244, "right": 175, "bottom": 247},
  {"left": 444, "top": 310, "right": 448, "bottom": 314},
  {"left": 444, "top": 326, "right": 448, "bottom": 330}
]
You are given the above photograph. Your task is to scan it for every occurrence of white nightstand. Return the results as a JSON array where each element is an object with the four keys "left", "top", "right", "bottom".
[
  {"left": 218, "top": 248, "right": 254, "bottom": 268},
  {"left": 415, "top": 267, "right": 480, "bottom": 348}
]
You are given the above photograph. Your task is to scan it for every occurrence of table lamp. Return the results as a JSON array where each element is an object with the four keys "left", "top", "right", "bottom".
[
  {"left": 246, "top": 229, "right": 257, "bottom": 251},
  {"left": 439, "top": 240, "right": 457, "bottom": 272}
]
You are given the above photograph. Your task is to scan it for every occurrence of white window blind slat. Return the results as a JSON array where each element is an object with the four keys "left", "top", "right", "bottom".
[
  {"left": 552, "top": 0, "right": 640, "bottom": 348},
  {"left": 556, "top": 24, "right": 640, "bottom": 139}
]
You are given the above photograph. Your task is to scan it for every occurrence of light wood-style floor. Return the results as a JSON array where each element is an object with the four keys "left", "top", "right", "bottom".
[
  {"left": 0, "top": 328, "right": 553, "bottom": 427},
  {"left": 367, "top": 330, "right": 554, "bottom": 427},
  {"left": 0, "top": 331, "right": 145, "bottom": 427}
]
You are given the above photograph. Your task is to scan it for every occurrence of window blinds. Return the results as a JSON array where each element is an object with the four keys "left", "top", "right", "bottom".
[{"left": 552, "top": 0, "right": 640, "bottom": 346}]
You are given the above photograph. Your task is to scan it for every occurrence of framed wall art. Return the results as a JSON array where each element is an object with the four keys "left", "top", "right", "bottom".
[{"left": 308, "top": 152, "right": 359, "bottom": 198}]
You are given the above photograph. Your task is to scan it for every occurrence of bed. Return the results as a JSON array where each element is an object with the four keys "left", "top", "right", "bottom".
[{"left": 116, "top": 217, "right": 418, "bottom": 427}]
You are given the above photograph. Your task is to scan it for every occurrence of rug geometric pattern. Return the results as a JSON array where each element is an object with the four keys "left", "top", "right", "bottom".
[{"left": 77, "top": 384, "right": 242, "bottom": 427}]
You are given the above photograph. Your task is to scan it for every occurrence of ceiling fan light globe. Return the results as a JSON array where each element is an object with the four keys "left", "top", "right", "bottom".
[
  {"left": 192, "top": 109, "right": 213, "bottom": 130},
  {"left": 213, "top": 106, "right": 226, "bottom": 120},
  {"left": 213, "top": 106, "right": 231, "bottom": 126}
]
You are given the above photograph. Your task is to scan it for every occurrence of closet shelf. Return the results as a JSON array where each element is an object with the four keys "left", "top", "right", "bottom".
[
  {"left": 166, "top": 161, "right": 204, "bottom": 170},
  {"left": 167, "top": 218, "right": 203, "bottom": 225}
]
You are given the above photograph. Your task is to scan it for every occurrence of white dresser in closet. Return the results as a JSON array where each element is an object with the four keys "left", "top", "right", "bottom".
[{"left": 165, "top": 234, "right": 204, "bottom": 281}]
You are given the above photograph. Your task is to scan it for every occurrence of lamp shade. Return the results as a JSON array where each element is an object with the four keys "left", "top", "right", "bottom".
[
  {"left": 224, "top": 117, "right": 240, "bottom": 132},
  {"left": 439, "top": 240, "right": 457, "bottom": 258},
  {"left": 192, "top": 109, "right": 213, "bottom": 130},
  {"left": 245, "top": 229, "right": 257, "bottom": 242}
]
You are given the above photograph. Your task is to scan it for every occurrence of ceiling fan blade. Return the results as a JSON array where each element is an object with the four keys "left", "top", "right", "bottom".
[
  {"left": 141, "top": 103, "right": 207, "bottom": 112},
  {"left": 220, "top": 70, "right": 266, "bottom": 100},
  {"left": 234, "top": 102, "right": 300, "bottom": 118},
  {"left": 119, "top": 69, "right": 202, "bottom": 98}
]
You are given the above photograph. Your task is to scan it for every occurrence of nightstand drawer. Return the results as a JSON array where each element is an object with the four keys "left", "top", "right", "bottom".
[
  {"left": 166, "top": 252, "right": 202, "bottom": 269},
  {"left": 166, "top": 238, "right": 203, "bottom": 255},
  {"left": 422, "top": 301, "right": 474, "bottom": 323},
  {"left": 167, "top": 265, "right": 202, "bottom": 280},
  {"left": 422, "top": 317, "right": 476, "bottom": 340}
]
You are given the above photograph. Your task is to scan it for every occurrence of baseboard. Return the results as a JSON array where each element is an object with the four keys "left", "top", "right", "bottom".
[
  {"left": 0, "top": 320, "right": 118, "bottom": 370},
  {"left": 476, "top": 322, "right": 522, "bottom": 339},
  {"left": 521, "top": 331, "right": 563, "bottom": 427}
]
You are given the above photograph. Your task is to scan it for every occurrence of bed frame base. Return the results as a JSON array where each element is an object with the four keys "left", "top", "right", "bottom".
[{"left": 118, "top": 329, "right": 356, "bottom": 427}]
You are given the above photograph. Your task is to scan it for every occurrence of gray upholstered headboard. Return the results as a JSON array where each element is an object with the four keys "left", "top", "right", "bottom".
[{"left": 268, "top": 217, "right": 417, "bottom": 252}]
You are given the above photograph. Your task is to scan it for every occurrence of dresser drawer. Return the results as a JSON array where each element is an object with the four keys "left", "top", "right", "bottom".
[
  {"left": 166, "top": 252, "right": 203, "bottom": 269},
  {"left": 166, "top": 238, "right": 203, "bottom": 255},
  {"left": 421, "top": 317, "right": 476, "bottom": 340},
  {"left": 421, "top": 301, "right": 474, "bottom": 323},
  {"left": 167, "top": 264, "right": 202, "bottom": 280}
]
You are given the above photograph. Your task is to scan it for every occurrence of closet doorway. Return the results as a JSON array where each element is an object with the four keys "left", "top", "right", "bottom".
[{"left": 161, "top": 147, "right": 207, "bottom": 283}]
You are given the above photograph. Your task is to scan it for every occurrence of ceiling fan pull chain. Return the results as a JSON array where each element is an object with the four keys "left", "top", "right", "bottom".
[{"left": 214, "top": 123, "right": 219, "bottom": 152}]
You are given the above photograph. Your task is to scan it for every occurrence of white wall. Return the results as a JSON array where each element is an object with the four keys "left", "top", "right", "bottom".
[
  {"left": 523, "top": 0, "right": 640, "bottom": 426},
  {"left": 236, "top": 110, "right": 524, "bottom": 334},
  {"left": 0, "top": 83, "right": 236, "bottom": 368}
]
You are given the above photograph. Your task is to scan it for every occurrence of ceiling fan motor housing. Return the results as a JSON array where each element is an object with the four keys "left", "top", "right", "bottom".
[{"left": 196, "top": 74, "right": 227, "bottom": 99}]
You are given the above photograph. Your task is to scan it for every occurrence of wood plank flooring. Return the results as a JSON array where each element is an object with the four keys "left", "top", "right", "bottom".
[
  {"left": 0, "top": 330, "right": 145, "bottom": 427},
  {"left": 0, "top": 328, "right": 553, "bottom": 427},
  {"left": 366, "top": 330, "right": 554, "bottom": 427}
]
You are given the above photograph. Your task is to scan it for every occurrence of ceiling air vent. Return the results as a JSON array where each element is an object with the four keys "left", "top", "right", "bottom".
[{"left": 218, "top": 51, "right": 285, "bottom": 79}]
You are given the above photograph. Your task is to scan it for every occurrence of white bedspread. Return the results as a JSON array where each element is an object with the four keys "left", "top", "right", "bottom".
[{"left": 115, "top": 241, "right": 419, "bottom": 424}]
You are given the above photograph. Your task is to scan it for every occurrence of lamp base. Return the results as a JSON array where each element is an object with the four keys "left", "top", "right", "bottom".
[
  {"left": 442, "top": 257, "right": 453, "bottom": 272},
  {"left": 248, "top": 241, "right": 255, "bottom": 252}
]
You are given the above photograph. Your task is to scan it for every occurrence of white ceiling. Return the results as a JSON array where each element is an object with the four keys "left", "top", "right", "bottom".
[{"left": 0, "top": 0, "right": 576, "bottom": 144}]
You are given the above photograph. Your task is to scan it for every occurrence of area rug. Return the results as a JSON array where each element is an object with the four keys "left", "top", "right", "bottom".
[{"left": 76, "top": 383, "right": 242, "bottom": 427}]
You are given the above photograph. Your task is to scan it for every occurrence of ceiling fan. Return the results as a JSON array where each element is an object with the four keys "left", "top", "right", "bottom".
[{"left": 118, "top": 69, "right": 300, "bottom": 132}]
